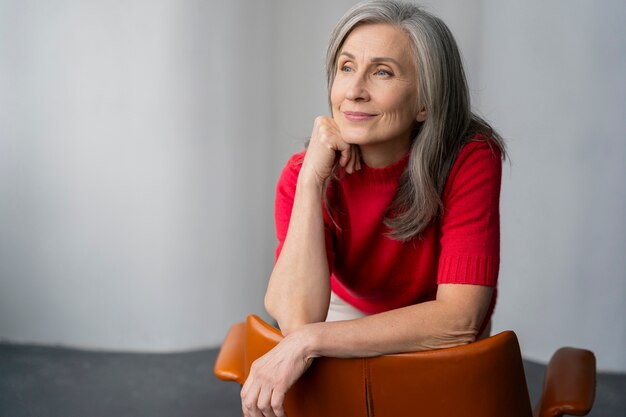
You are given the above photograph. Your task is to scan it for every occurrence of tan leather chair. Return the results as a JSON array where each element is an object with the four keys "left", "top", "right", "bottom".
[{"left": 214, "top": 315, "right": 596, "bottom": 417}]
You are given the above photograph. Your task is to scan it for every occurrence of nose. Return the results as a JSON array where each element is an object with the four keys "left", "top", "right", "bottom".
[{"left": 345, "top": 72, "right": 370, "bottom": 101}]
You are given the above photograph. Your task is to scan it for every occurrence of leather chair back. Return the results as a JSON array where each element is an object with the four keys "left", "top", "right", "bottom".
[{"left": 239, "top": 315, "right": 533, "bottom": 417}]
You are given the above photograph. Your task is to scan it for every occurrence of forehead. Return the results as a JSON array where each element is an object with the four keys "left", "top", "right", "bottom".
[{"left": 340, "top": 23, "right": 413, "bottom": 59}]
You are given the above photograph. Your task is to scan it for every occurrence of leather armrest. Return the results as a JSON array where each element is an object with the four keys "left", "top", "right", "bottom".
[
  {"left": 534, "top": 347, "right": 596, "bottom": 417},
  {"left": 213, "top": 322, "right": 246, "bottom": 385}
]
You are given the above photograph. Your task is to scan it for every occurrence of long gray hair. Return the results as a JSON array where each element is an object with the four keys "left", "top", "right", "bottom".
[{"left": 326, "top": 0, "right": 505, "bottom": 240}]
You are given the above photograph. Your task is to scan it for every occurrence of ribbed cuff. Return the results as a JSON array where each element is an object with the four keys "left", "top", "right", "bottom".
[{"left": 437, "top": 254, "right": 499, "bottom": 286}]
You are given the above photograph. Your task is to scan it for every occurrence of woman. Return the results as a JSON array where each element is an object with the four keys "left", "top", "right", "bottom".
[{"left": 241, "top": 1, "right": 505, "bottom": 416}]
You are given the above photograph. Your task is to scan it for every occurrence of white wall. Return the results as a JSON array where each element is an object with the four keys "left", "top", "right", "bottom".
[
  {"left": 1, "top": 0, "right": 624, "bottom": 371},
  {"left": 0, "top": 0, "right": 274, "bottom": 351},
  {"left": 481, "top": 0, "right": 626, "bottom": 372}
]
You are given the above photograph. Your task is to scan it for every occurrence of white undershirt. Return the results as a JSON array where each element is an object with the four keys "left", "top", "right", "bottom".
[{"left": 325, "top": 291, "right": 367, "bottom": 322}]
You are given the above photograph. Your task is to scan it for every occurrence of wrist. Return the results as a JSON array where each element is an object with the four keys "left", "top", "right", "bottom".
[{"left": 297, "top": 168, "right": 326, "bottom": 191}]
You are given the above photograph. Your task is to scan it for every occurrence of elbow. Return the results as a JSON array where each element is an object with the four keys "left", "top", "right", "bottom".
[
  {"left": 445, "top": 315, "right": 481, "bottom": 346},
  {"left": 276, "top": 324, "right": 299, "bottom": 337},
  {"left": 429, "top": 284, "right": 492, "bottom": 349},
  {"left": 263, "top": 294, "right": 318, "bottom": 336},
  {"left": 429, "top": 330, "right": 478, "bottom": 350},
  {"left": 263, "top": 297, "right": 292, "bottom": 335},
  {"left": 267, "top": 319, "right": 307, "bottom": 337},
  {"left": 424, "top": 315, "right": 481, "bottom": 350},
  {"left": 262, "top": 282, "right": 298, "bottom": 333},
  {"left": 455, "top": 328, "right": 479, "bottom": 345},
  {"left": 264, "top": 293, "right": 281, "bottom": 326}
]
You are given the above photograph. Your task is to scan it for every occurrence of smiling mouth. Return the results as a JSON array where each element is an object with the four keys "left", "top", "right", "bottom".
[{"left": 343, "top": 111, "right": 377, "bottom": 121}]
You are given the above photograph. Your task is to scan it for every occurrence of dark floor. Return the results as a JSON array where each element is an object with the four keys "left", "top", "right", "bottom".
[{"left": 0, "top": 343, "right": 624, "bottom": 417}]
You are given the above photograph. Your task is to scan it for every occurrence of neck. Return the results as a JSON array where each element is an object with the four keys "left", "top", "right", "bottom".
[{"left": 359, "top": 138, "right": 411, "bottom": 168}]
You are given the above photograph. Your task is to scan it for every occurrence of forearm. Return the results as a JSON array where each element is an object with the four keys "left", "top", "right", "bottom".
[
  {"left": 300, "top": 285, "right": 493, "bottom": 359},
  {"left": 265, "top": 176, "right": 331, "bottom": 334}
]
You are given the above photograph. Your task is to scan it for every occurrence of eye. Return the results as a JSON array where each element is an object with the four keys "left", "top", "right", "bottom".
[
  {"left": 376, "top": 69, "right": 392, "bottom": 77},
  {"left": 341, "top": 65, "right": 353, "bottom": 73}
]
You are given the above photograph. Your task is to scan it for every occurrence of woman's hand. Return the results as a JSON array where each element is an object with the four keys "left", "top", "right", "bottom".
[
  {"left": 240, "top": 327, "right": 317, "bottom": 417},
  {"left": 300, "top": 116, "right": 361, "bottom": 187}
]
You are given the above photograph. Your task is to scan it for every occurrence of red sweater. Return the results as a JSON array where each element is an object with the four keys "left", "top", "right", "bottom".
[{"left": 274, "top": 139, "right": 502, "bottom": 322}]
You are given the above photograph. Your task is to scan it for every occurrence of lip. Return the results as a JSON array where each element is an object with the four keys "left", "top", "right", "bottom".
[{"left": 343, "top": 111, "right": 378, "bottom": 122}]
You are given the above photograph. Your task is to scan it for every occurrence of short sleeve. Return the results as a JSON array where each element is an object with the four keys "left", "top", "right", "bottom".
[
  {"left": 437, "top": 140, "right": 503, "bottom": 286},
  {"left": 274, "top": 152, "right": 335, "bottom": 270}
]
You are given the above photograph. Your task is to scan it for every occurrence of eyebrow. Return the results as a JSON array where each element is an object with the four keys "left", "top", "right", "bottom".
[{"left": 339, "top": 51, "right": 403, "bottom": 68}]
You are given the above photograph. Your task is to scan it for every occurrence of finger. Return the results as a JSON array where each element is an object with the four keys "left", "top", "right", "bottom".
[
  {"left": 257, "top": 386, "right": 278, "bottom": 417},
  {"left": 312, "top": 115, "right": 333, "bottom": 144},
  {"left": 241, "top": 382, "right": 262, "bottom": 417},
  {"left": 345, "top": 153, "right": 354, "bottom": 174},
  {"left": 311, "top": 116, "right": 323, "bottom": 140},
  {"left": 271, "top": 390, "right": 287, "bottom": 417},
  {"left": 242, "top": 401, "right": 263, "bottom": 417},
  {"left": 338, "top": 143, "right": 352, "bottom": 169}
]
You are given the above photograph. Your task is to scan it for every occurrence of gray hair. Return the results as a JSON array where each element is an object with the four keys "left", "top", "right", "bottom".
[{"left": 325, "top": 0, "right": 505, "bottom": 240}]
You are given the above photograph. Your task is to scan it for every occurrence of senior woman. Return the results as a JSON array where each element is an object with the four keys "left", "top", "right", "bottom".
[{"left": 241, "top": 1, "right": 505, "bottom": 416}]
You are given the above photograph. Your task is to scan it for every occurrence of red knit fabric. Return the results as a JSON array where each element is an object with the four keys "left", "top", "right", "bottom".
[{"left": 274, "top": 139, "right": 502, "bottom": 322}]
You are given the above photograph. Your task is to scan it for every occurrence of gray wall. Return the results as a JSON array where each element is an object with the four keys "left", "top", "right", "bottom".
[
  {"left": 1, "top": 1, "right": 624, "bottom": 371},
  {"left": 0, "top": 0, "right": 275, "bottom": 350},
  {"left": 481, "top": 0, "right": 626, "bottom": 372}
]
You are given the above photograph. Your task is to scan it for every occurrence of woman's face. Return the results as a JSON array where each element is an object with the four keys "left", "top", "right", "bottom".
[{"left": 331, "top": 23, "right": 425, "bottom": 165}]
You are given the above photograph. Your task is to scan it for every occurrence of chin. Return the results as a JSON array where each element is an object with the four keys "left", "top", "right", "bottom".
[
  {"left": 343, "top": 136, "right": 371, "bottom": 146},
  {"left": 340, "top": 129, "right": 372, "bottom": 145}
]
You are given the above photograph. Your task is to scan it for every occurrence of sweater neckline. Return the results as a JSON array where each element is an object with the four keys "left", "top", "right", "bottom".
[
  {"left": 360, "top": 152, "right": 410, "bottom": 181},
  {"left": 345, "top": 151, "right": 409, "bottom": 189}
]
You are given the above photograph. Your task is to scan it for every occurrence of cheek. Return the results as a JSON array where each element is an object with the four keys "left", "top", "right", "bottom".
[
  {"left": 392, "top": 89, "right": 420, "bottom": 119},
  {"left": 330, "top": 83, "right": 343, "bottom": 108}
]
